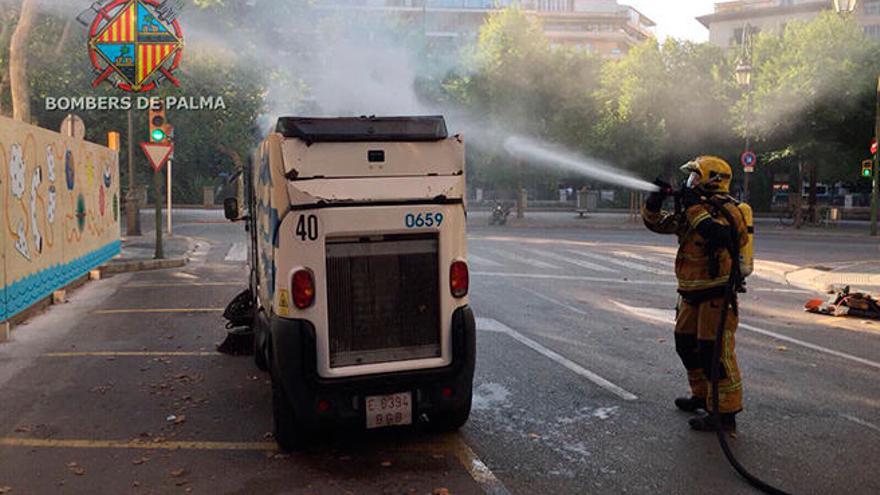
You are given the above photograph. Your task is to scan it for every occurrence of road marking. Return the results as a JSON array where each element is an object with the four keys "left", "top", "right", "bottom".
[
  {"left": 611, "top": 250, "right": 671, "bottom": 268},
  {"left": 93, "top": 308, "right": 224, "bottom": 315},
  {"left": 494, "top": 250, "right": 561, "bottom": 270},
  {"left": 751, "top": 287, "right": 813, "bottom": 294},
  {"left": 473, "top": 272, "right": 676, "bottom": 286},
  {"left": 224, "top": 242, "right": 248, "bottom": 262},
  {"left": 609, "top": 300, "right": 880, "bottom": 371},
  {"left": 566, "top": 249, "right": 670, "bottom": 275},
  {"left": 447, "top": 435, "right": 511, "bottom": 495},
  {"left": 43, "top": 351, "right": 217, "bottom": 358},
  {"left": 522, "top": 248, "right": 615, "bottom": 273},
  {"left": 0, "top": 438, "right": 277, "bottom": 451},
  {"left": 0, "top": 434, "right": 510, "bottom": 492},
  {"left": 841, "top": 414, "right": 880, "bottom": 434},
  {"left": 475, "top": 317, "right": 638, "bottom": 401},
  {"left": 122, "top": 282, "right": 239, "bottom": 288},
  {"left": 518, "top": 286, "right": 588, "bottom": 316},
  {"left": 739, "top": 322, "right": 880, "bottom": 370},
  {"left": 467, "top": 253, "right": 504, "bottom": 268}
]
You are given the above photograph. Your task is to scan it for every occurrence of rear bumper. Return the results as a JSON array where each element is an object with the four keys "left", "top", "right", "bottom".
[{"left": 270, "top": 305, "right": 476, "bottom": 428}]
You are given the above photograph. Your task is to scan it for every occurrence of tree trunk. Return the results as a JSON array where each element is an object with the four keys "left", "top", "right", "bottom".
[{"left": 9, "top": 0, "right": 38, "bottom": 122}]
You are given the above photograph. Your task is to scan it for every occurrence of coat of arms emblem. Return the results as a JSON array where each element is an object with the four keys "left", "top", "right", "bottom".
[{"left": 83, "top": 0, "right": 184, "bottom": 92}]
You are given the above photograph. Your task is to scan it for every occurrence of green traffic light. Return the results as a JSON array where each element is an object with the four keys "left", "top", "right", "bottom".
[
  {"left": 866, "top": 169, "right": 873, "bottom": 178},
  {"left": 151, "top": 129, "right": 166, "bottom": 142}
]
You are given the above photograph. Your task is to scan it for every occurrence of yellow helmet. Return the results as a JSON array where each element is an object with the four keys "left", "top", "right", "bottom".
[{"left": 680, "top": 156, "right": 732, "bottom": 194}]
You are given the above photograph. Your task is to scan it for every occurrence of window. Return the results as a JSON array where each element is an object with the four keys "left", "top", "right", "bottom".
[
  {"left": 864, "top": 24, "right": 880, "bottom": 37},
  {"left": 865, "top": 0, "right": 880, "bottom": 16}
]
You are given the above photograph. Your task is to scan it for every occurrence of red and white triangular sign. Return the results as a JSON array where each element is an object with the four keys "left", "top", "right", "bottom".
[{"left": 140, "top": 142, "right": 174, "bottom": 172}]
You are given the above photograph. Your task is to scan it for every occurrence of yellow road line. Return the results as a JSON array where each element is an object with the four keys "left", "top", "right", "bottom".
[
  {"left": 122, "top": 283, "right": 239, "bottom": 288},
  {"left": 93, "top": 308, "right": 224, "bottom": 314},
  {"left": 43, "top": 351, "right": 218, "bottom": 357},
  {"left": 0, "top": 438, "right": 276, "bottom": 451}
]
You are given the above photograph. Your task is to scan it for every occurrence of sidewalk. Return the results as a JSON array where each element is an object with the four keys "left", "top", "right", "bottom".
[{"left": 102, "top": 234, "right": 194, "bottom": 274}]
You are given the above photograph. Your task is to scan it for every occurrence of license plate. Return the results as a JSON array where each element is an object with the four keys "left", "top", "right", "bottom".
[{"left": 365, "top": 392, "right": 412, "bottom": 429}]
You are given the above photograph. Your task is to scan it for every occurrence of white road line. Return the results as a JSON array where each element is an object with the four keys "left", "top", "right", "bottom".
[
  {"left": 841, "top": 414, "right": 880, "bottom": 434},
  {"left": 608, "top": 300, "right": 880, "bottom": 371},
  {"left": 739, "top": 322, "right": 880, "bottom": 370},
  {"left": 473, "top": 272, "right": 677, "bottom": 286},
  {"left": 752, "top": 287, "right": 813, "bottom": 294},
  {"left": 448, "top": 436, "right": 511, "bottom": 495},
  {"left": 224, "top": 242, "right": 247, "bottom": 262},
  {"left": 475, "top": 317, "right": 638, "bottom": 401},
  {"left": 522, "top": 248, "right": 615, "bottom": 273},
  {"left": 467, "top": 253, "right": 504, "bottom": 268},
  {"left": 611, "top": 250, "right": 671, "bottom": 268},
  {"left": 518, "top": 286, "right": 588, "bottom": 316},
  {"left": 494, "top": 250, "right": 561, "bottom": 270},
  {"left": 566, "top": 249, "right": 670, "bottom": 275}
]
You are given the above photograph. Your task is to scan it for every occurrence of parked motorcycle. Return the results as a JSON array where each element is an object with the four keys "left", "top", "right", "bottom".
[{"left": 489, "top": 202, "right": 512, "bottom": 226}]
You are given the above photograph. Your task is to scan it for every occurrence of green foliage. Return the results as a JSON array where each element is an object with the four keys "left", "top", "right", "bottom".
[{"left": 748, "top": 12, "right": 880, "bottom": 183}]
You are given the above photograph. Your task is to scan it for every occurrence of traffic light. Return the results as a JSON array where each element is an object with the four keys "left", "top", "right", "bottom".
[
  {"left": 149, "top": 103, "right": 168, "bottom": 143},
  {"left": 863, "top": 160, "right": 874, "bottom": 178}
]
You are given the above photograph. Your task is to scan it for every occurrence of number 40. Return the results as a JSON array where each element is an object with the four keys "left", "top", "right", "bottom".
[{"left": 296, "top": 215, "right": 319, "bottom": 241}]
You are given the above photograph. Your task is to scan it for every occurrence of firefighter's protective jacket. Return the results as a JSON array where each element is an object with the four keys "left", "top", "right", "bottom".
[{"left": 642, "top": 195, "right": 748, "bottom": 302}]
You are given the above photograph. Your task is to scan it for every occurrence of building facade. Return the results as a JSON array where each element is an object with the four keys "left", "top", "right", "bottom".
[
  {"left": 698, "top": 0, "right": 880, "bottom": 50},
  {"left": 318, "top": 0, "right": 655, "bottom": 58}
]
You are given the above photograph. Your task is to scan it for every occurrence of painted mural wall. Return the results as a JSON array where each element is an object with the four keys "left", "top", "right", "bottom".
[{"left": 0, "top": 116, "right": 121, "bottom": 322}]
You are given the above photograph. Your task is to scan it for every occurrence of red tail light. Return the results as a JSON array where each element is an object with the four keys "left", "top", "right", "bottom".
[
  {"left": 292, "top": 269, "right": 315, "bottom": 309},
  {"left": 450, "top": 261, "right": 469, "bottom": 298}
]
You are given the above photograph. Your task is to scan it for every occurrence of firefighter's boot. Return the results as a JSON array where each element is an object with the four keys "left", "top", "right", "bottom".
[
  {"left": 688, "top": 412, "right": 736, "bottom": 434},
  {"left": 674, "top": 396, "right": 707, "bottom": 413}
]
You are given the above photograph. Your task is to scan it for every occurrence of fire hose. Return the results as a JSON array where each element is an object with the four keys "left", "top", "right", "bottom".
[{"left": 710, "top": 200, "right": 793, "bottom": 495}]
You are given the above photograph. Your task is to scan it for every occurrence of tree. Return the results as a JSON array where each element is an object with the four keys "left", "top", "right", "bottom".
[
  {"left": 595, "top": 38, "right": 737, "bottom": 182},
  {"left": 747, "top": 12, "right": 879, "bottom": 189},
  {"left": 8, "top": 0, "right": 37, "bottom": 121}
]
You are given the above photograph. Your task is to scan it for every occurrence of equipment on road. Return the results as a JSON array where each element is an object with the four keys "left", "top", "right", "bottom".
[
  {"left": 224, "top": 116, "right": 475, "bottom": 451},
  {"left": 805, "top": 286, "right": 880, "bottom": 319}
]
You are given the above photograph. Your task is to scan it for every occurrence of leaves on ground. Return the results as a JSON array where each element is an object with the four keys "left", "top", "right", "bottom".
[
  {"left": 169, "top": 468, "right": 187, "bottom": 478},
  {"left": 131, "top": 456, "right": 150, "bottom": 465},
  {"left": 380, "top": 460, "right": 392, "bottom": 467},
  {"left": 0, "top": 486, "right": 12, "bottom": 494},
  {"left": 433, "top": 489, "right": 451, "bottom": 495}
]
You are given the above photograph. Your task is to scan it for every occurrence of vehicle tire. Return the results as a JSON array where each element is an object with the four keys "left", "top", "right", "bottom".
[
  {"left": 427, "top": 395, "right": 472, "bottom": 432},
  {"left": 270, "top": 370, "right": 311, "bottom": 451}
]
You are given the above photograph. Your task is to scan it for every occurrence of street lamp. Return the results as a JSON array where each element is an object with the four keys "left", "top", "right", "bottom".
[
  {"left": 834, "top": 0, "right": 878, "bottom": 236},
  {"left": 834, "top": 0, "right": 859, "bottom": 14},
  {"left": 736, "top": 54, "right": 754, "bottom": 202}
]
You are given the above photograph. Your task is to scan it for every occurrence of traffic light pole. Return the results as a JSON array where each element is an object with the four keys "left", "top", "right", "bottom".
[
  {"left": 126, "top": 109, "right": 142, "bottom": 236},
  {"left": 166, "top": 158, "right": 173, "bottom": 236},
  {"left": 873, "top": 75, "right": 879, "bottom": 236},
  {"left": 154, "top": 168, "right": 164, "bottom": 259}
]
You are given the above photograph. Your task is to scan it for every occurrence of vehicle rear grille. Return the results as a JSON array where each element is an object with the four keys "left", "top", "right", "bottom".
[{"left": 326, "top": 234, "right": 440, "bottom": 368}]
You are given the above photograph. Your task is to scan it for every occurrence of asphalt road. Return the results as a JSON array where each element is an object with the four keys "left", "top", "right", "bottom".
[{"left": 1, "top": 209, "right": 879, "bottom": 494}]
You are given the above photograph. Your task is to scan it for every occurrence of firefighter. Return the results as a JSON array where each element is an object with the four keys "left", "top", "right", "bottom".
[{"left": 642, "top": 156, "right": 750, "bottom": 433}]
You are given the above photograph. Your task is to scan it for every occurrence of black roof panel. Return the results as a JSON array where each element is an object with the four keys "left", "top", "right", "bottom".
[{"left": 276, "top": 116, "right": 448, "bottom": 143}]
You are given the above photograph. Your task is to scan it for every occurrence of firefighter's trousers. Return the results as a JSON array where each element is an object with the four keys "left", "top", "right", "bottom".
[{"left": 674, "top": 295, "right": 743, "bottom": 414}]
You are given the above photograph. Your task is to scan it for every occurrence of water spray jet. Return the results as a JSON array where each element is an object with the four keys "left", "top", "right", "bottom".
[{"left": 503, "top": 136, "right": 659, "bottom": 193}]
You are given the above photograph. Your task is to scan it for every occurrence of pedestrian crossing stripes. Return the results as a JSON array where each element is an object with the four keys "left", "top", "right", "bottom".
[
  {"left": 493, "top": 250, "right": 561, "bottom": 270},
  {"left": 521, "top": 247, "right": 615, "bottom": 273},
  {"left": 467, "top": 244, "right": 676, "bottom": 277},
  {"left": 564, "top": 249, "right": 670, "bottom": 275}
]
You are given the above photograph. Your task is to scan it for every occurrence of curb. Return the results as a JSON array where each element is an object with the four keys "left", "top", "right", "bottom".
[{"left": 100, "top": 257, "right": 187, "bottom": 275}]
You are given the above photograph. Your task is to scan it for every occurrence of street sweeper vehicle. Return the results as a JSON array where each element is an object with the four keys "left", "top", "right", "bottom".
[{"left": 223, "top": 116, "right": 475, "bottom": 450}]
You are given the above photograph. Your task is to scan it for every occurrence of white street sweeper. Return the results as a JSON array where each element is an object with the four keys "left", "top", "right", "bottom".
[{"left": 223, "top": 116, "right": 475, "bottom": 450}]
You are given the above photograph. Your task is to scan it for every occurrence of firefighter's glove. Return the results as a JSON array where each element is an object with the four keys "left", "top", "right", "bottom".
[
  {"left": 646, "top": 178, "right": 670, "bottom": 212},
  {"left": 680, "top": 187, "right": 703, "bottom": 209}
]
